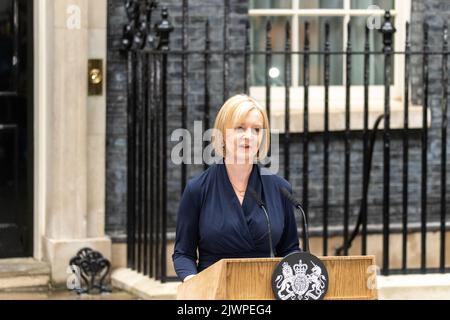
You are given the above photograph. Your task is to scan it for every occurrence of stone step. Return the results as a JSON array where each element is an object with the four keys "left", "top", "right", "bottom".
[
  {"left": 0, "top": 258, "right": 51, "bottom": 292},
  {"left": 378, "top": 274, "right": 450, "bottom": 300},
  {"left": 111, "top": 268, "right": 179, "bottom": 300}
]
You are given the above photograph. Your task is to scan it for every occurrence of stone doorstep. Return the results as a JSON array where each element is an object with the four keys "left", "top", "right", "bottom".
[
  {"left": 111, "top": 268, "right": 180, "bottom": 300},
  {"left": 0, "top": 258, "right": 51, "bottom": 291},
  {"left": 377, "top": 274, "right": 450, "bottom": 300}
]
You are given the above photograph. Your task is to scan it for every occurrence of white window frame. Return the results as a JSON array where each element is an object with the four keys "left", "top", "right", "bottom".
[{"left": 248, "top": 0, "right": 423, "bottom": 132}]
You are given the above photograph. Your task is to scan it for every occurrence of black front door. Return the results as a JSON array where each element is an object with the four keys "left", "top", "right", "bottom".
[{"left": 0, "top": 0, "right": 33, "bottom": 258}]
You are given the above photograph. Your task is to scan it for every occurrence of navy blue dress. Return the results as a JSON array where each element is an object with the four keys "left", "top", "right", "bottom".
[{"left": 172, "top": 161, "right": 301, "bottom": 281}]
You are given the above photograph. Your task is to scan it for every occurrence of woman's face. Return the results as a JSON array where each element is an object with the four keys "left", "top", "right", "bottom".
[{"left": 224, "top": 108, "right": 264, "bottom": 164}]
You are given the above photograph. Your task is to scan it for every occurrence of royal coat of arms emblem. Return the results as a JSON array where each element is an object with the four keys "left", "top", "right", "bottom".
[{"left": 271, "top": 252, "right": 329, "bottom": 300}]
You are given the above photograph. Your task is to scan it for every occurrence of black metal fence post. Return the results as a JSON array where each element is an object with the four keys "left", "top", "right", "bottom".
[
  {"left": 244, "top": 20, "right": 250, "bottom": 95},
  {"left": 440, "top": 22, "right": 448, "bottom": 273},
  {"left": 265, "top": 21, "right": 272, "bottom": 128},
  {"left": 142, "top": 50, "right": 149, "bottom": 276},
  {"left": 421, "top": 22, "right": 429, "bottom": 273},
  {"left": 380, "top": 10, "right": 396, "bottom": 276},
  {"left": 302, "top": 21, "right": 310, "bottom": 250},
  {"left": 203, "top": 19, "right": 210, "bottom": 171},
  {"left": 146, "top": 1, "right": 159, "bottom": 276},
  {"left": 156, "top": 6, "right": 174, "bottom": 282},
  {"left": 150, "top": 41, "right": 158, "bottom": 278},
  {"left": 181, "top": 0, "right": 188, "bottom": 192},
  {"left": 223, "top": 0, "right": 230, "bottom": 100},
  {"left": 402, "top": 21, "right": 411, "bottom": 272},
  {"left": 284, "top": 21, "right": 291, "bottom": 181},
  {"left": 361, "top": 25, "right": 370, "bottom": 256},
  {"left": 323, "top": 21, "right": 330, "bottom": 256},
  {"left": 343, "top": 22, "right": 351, "bottom": 256}
]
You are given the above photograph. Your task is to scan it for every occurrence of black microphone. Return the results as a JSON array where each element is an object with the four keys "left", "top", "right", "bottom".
[
  {"left": 280, "top": 187, "right": 310, "bottom": 253},
  {"left": 248, "top": 188, "right": 275, "bottom": 258}
]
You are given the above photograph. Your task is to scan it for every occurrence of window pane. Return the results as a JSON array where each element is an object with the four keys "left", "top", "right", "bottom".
[
  {"left": 249, "top": 0, "right": 292, "bottom": 9},
  {"left": 349, "top": 16, "right": 395, "bottom": 85},
  {"left": 0, "top": 0, "right": 14, "bottom": 91},
  {"left": 250, "top": 16, "right": 289, "bottom": 86},
  {"left": 350, "top": 1, "right": 394, "bottom": 85},
  {"left": 298, "top": 17, "right": 344, "bottom": 85},
  {"left": 351, "top": 0, "right": 394, "bottom": 10},
  {"left": 299, "top": 0, "right": 343, "bottom": 9}
]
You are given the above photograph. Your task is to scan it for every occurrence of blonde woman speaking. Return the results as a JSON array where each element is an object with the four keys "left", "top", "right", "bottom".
[{"left": 172, "top": 94, "right": 300, "bottom": 282}]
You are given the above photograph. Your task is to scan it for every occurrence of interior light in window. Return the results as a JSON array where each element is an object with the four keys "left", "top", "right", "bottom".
[{"left": 269, "top": 67, "right": 280, "bottom": 79}]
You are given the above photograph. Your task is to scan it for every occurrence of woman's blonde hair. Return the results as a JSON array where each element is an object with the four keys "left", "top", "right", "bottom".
[{"left": 211, "top": 94, "right": 270, "bottom": 161}]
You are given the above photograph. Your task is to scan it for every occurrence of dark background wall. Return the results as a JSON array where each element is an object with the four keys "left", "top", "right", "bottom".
[{"left": 106, "top": 0, "right": 450, "bottom": 242}]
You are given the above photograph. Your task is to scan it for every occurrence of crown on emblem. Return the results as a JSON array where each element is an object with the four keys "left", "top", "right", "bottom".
[{"left": 293, "top": 260, "right": 308, "bottom": 275}]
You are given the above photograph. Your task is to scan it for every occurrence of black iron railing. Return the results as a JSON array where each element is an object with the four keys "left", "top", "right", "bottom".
[{"left": 121, "top": 0, "right": 450, "bottom": 282}]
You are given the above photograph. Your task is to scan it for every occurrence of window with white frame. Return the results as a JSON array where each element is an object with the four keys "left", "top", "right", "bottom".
[{"left": 248, "top": 0, "right": 414, "bottom": 131}]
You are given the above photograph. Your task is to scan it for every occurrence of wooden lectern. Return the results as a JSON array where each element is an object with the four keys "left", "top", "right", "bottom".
[{"left": 177, "top": 255, "right": 377, "bottom": 300}]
